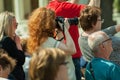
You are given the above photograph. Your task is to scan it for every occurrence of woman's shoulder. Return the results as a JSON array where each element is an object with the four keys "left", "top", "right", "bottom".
[
  {"left": 2, "top": 36, "right": 12, "bottom": 41},
  {"left": 42, "top": 37, "right": 60, "bottom": 48},
  {"left": 1, "top": 36, "right": 13, "bottom": 44},
  {"left": 1, "top": 36, "right": 15, "bottom": 48}
]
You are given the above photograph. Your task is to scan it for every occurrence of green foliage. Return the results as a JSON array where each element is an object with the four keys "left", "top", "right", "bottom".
[{"left": 113, "top": 0, "right": 120, "bottom": 13}]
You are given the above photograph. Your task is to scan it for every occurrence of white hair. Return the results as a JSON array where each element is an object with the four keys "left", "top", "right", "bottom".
[{"left": 88, "top": 31, "right": 106, "bottom": 53}]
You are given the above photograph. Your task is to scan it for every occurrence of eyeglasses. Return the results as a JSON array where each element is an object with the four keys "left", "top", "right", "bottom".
[
  {"left": 101, "top": 38, "right": 111, "bottom": 44},
  {"left": 97, "top": 19, "right": 104, "bottom": 23},
  {"left": 60, "top": 61, "right": 69, "bottom": 65},
  {"left": 16, "top": 22, "right": 18, "bottom": 27}
]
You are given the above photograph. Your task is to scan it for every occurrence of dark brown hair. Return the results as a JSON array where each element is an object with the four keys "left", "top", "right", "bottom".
[
  {"left": 80, "top": 6, "right": 101, "bottom": 31},
  {"left": 0, "top": 48, "right": 16, "bottom": 72}
]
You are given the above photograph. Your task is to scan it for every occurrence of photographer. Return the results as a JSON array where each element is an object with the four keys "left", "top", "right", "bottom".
[
  {"left": 27, "top": 7, "right": 76, "bottom": 80},
  {"left": 55, "top": 17, "right": 79, "bottom": 40},
  {"left": 47, "top": 0, "right": 100, "bottom": 80},
  {"left": 55, "top": 17, "right": 79, "bottom": 30}
]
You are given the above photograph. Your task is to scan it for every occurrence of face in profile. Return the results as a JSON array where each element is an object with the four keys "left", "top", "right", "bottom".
[
  {"left": 0, "top": 65, "right": 11, "bottom": 78},
  {"left": 94, "top": 16, "right": 103, "bottom": 31},
  {"left": 12, "top": 18, "right": 18, "bottom": 34},
  {"left": 103, "top": 37, "right": 113, "bottom": 57}
]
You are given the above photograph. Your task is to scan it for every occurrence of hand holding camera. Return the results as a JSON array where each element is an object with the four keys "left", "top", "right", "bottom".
[
  {"left": 64, "top": 18, "right": 70, "bottom": 30},
  {"left": 55, "top": 16, "right": 79, "bottom": 31}
]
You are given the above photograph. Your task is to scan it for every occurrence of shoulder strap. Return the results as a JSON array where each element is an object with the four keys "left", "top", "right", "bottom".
[
  {"left": 89, "top": 62, "right": 96, "bottom": 80},
  {"left": 54, "top": 40, "right": 58, "bottom": 47}
]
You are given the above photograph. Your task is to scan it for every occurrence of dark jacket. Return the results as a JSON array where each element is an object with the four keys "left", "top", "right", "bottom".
[{"left": 1, "top": 37, "right": 25, "bottom": 80}]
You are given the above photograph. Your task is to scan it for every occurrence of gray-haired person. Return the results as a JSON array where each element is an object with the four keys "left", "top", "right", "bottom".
[
  {"left": 79, "top": 6, "right": 120, "bottom": 66},
  {"left": 85, "top": 31, "right": 120, "bottom": 80}
]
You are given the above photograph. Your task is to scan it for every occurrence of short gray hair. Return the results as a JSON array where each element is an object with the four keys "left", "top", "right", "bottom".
[{"left": 88, "top": 31, "right": 106, "bottom": 53}]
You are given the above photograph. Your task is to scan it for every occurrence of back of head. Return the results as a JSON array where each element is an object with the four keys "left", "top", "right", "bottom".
[
  {"left": 80, "top": 6, "right": 101, "bottom": 31},
  {"left": 27, "top": 7, "right": 56, "bottom": 54},
  {"left": 29, "top": 48, "right": 66, "bottom": 80},
  {"left": 0, "top": 11, "right": 15, "bottom": 40},
  {"left": 0, "top": 48, "right": 16, "bottom": 78},
  {"left": 88, "top": 31, "right": 108, "bottom": 53}
]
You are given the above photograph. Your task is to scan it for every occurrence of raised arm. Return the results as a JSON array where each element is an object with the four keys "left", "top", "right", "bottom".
[
  {"left": 69, "top": 0, "right": 79, "bottom": 4},
  {"left": 69, "top": 0, "right": 100, "bottom": 7},
  {"left": 88, "top": 0, "right": 101, "bottom": 7},
  {"left": 57, "top": 19, "right": 76, "bottom": 55},
  {"left": 115, "top": 24, "right": 120, "bottom": 32},
  {"left": 102, "top": 24, "right": 120, "bottom": 36}
]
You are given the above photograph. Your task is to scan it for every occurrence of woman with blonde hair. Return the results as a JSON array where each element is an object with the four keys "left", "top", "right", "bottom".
[
  {"left": 0, "top": 11, "right": 25, "bottom": 80},
  {"left": 29, "top": 48, "right": 68, "bottom": 80},
  {"left": 27, "top": 7, "right": 76, "bottom": 80}
]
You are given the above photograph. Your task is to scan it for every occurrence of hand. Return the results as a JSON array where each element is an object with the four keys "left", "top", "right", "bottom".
[
  {"left": 14, "top": 35, "right": 20, "bottom": 43},
  {"left": 69, "top": 0, "right": 79, "bottom": 4},
  {"left": 14, "top": 35, "right": 23, "bottom": 51},
  {"left": 58, "top": 22, "right": 64, "bottom": 30},
  {"left": 64, "top": 18, "right": 70, "bottom": 30},
  {"left": 58, "top": 18, "right": 70, "bottom": 30},
  {"left": 88, "top": 0, "right": 100, "bottom": 7}
]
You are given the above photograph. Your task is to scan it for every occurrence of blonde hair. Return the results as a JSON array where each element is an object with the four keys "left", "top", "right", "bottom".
[
  {"left": 27, "top": 7, "right": 56, "bottom": 54},
  {"left": 29, "top": 48, "right": 66, "bottom": 80},
  {"left": 0, "top": 11, "right": 15, "bottom": 40}
]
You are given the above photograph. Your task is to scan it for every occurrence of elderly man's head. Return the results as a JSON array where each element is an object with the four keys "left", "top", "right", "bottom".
[{"left": 88, "top": 31, "right": 113, "bottom": 59}]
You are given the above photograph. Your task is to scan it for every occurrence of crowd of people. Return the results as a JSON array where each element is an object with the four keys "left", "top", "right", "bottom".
[{"left": 0, "top": 0, "right": 120, "bottom": 80}]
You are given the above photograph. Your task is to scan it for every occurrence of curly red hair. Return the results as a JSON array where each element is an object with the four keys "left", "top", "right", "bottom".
[{"left": 27, "top": 7, "right": 56, "bottom": 54}]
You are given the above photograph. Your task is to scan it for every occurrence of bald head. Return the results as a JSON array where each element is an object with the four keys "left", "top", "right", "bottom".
[{"left": 88, "top": 31, "right": 110, "bottom": 53}]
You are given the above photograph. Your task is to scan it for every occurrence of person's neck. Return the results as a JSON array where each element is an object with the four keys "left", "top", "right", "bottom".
[
  {"left": 95, "top": 56, "right": 109, "bottom": 60},
  {"left": 82, "top": 29, "right": 97, "bottom": 37},
  {"left": 94, "top": 52, "right": 109, "bottom": 60}
]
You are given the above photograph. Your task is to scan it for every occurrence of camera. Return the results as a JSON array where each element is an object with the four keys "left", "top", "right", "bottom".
[{"left": 55, "top": 16, "right": 79, "bottom": 30}]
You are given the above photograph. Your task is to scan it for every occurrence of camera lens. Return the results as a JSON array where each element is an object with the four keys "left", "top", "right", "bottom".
[{"left": 68, "top": 17, "right": 78, "bottom": 25}]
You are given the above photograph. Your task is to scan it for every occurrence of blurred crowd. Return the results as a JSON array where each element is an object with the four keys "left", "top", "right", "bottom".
[{"left": 0, "top": 0, "right": 120, "bottom": 80}]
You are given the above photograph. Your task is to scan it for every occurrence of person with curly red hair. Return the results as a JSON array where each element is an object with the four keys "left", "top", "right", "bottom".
[{"left": 27, "top": 7, "right": 76, "bottom": 80}]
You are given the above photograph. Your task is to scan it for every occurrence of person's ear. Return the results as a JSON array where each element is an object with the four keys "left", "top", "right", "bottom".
[
  {"left": 99, "top": 43, "right": 105, "bottom": 49},
  {"left": 102, "top": 43, "right": 104, "bottom": 48},
  {"left": 92, "top": 22, "right": 96, "bottom": 28}
]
